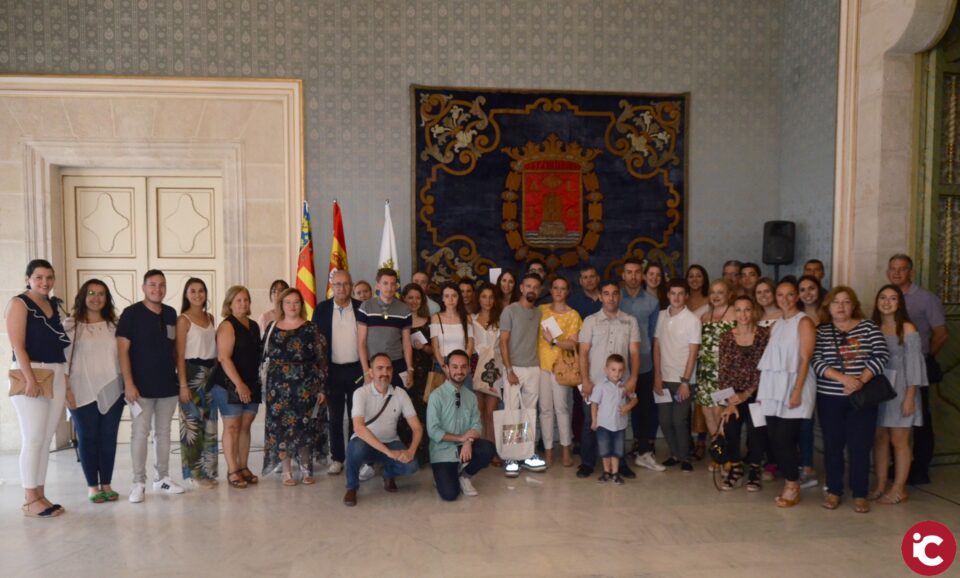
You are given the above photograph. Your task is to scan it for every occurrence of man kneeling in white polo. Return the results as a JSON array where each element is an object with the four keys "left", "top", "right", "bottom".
[{"left": 343, "top": 352, "right": 422, "bottom": 507}]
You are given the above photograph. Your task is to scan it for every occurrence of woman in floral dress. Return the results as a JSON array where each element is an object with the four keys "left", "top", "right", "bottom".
[
  {"left": 262, "top": 288, "right": 327, "bottom": 486},
  {"left": 695, "top": 279, "right": 737, "bottom": 468}
]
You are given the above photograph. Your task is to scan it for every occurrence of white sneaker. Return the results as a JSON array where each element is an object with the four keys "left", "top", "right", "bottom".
[
  {"left": 459, "top": 475, "right": 478, "bottom": 497},
  {"left": 799, "top": 470, "right": 819, "bottom": 489},
  {"left": 635, "top": 452, "right": 667, "bottom": 472},
  {"left": 522, "top": 455, "right": 547, "bottom": 472},
  {"left": 129, "top": 483, "right": 145, "bottom": 503},
  {"left": 504, "top": 460, "right": 520, "bottom": 478},
  {"left": 152, "top": 477, "right": 185, "bottom": 494},
  {"left": 358, "top": 464, "right": 375, "bottom": 482},
  {"left": 327, "top": 461, "right": 344, "bottom": 475}
]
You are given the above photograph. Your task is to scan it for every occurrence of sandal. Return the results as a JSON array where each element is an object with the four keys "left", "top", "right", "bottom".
[
  {"left": 102, "top": 490, "right": 119, "bottom": 502},
  {"left": 821, "top": 493, "right": 841, "bottom": 510},
  {"left": 690, "top": 440, "right": 706, "bottom": 461},
  {"left": 720, "top": 463, "right": 744, "bottom": 491},
  {"left": 300, "top": 465, "right": 315, "bottom": 485},
  {"left": 775, "top": 482, "right": 801, "bottom": 508},
  {"left": 853, "top": 498, "right": 870, "bottom": 513},
  {"left": 88, "top": 491, "right": 108, "bottom": 504},
  {"left": 282, "top": 471, "right": 298, "bottom": 487},
  {"left": 240, "top": 467, "right": 259, "bottom": 485},
  {"left": 227, "top": 470, "right": 249, "bottom": 489},
  {"left": 877, "top": 492, "right": 908, "bottom": 505},
  {"left": 867, "top": 488, "right": 885, "bottom": 501},
  {"left": 22, "top": 498, "right": 61, "bottom": 518},
  {"left": 745, "top": 465, "right": 762, "bottom": 492}
]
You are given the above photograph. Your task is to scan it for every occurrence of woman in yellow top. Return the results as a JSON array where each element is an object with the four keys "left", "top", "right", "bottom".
[{"left": 538, "top": 276, "right": 583, "bottom": 467}]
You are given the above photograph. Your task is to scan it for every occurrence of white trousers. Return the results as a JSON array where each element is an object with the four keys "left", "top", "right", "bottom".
[
  {"left": 10, "top": 362, "right": 67, "bottom": 489},
  {"left": 539, "top": 369, "right": 575, "bottom": 449},
  {"left": 130, "top": 396, "right": 178, "bottom": 484}
]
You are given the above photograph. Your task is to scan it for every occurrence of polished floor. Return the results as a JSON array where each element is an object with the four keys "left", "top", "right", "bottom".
[{"left": 1, "top": 439, "right": 959, "bottom": 578}]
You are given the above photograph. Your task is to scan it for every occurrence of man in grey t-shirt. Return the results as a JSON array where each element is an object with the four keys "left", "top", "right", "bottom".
[{"left": 499, "top": 273, "right": 546, "bottom": 476}]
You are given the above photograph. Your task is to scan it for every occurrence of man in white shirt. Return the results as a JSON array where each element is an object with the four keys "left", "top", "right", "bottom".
[
  {"left": 313, "top": 269, "right": 363, "bottom": 475},
  {"left": 653, "top": 278, "right": 701, "bottom": 472},
  {"left": 343, "top": 353, "right": 422, "bottom": 507}
]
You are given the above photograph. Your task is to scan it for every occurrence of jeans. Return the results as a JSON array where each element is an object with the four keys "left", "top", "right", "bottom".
[
  {"left": 326, "top": 361, "right": 363, "bottom": 463},
  {"left": 10, "top": 362, "right": 67, "bottom": 489},
  {"left": 345, "top": 438, "right": 419, "bottom": 490},
  {"left": 431, "top": 439, "right": 496, "bottom": 501},
  {"left": 767, "top": 416, "right": 802, "bottom": 482},
  {"left": 817, "top": 393, "right": 877, "bottom": 498},
  {"left": 130, "top": 396, "right": 179, "bottom": 484},
  {"left": 596, "top": 427, "right": 625, "bottom": 458},
  {"left": 579, "top": 391, "right": 598, "bottom": 470},
  {"left": 658, "top": 382, "right": 692, "bottom": 459},
  {"left": 209, "top": 384, "right": 259, "bottom": 418},
  {"left": 70, "top": 395, "right": 124, "bottom": 487},
  {"left": 630, "top": 371, "right": 655, "bottom": 454},
  {"left": 799, "top": 418, "right": 815, "bottom": 469}
]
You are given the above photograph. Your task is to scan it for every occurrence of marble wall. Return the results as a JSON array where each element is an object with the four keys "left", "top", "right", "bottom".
[
  {"left": 0, "top": 0, "right": 820, "bottom": 281},
  {"left": 778, "top": 0, "right": 841, "bottom": 281}
]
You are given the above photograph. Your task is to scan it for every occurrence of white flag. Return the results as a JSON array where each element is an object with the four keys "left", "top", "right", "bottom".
[{"left": 378, "top": 200, "right": 400, "bottom": 280}]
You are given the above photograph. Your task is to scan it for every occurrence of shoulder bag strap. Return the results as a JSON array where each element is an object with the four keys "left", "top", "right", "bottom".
[
  {"left": 364, "top": 394, "right": 393, "bottom": 427},
  {"left": 261, "top": 321, "right": 276, "bottom": 362}
]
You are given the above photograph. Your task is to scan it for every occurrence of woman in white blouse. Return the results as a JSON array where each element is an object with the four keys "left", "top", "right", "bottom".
[
  {"left": 472, "top": 284, "right": 503, "bottom": 458},
  {"left": 64, "top": 279, "right": 124, "bottom": 503},
  {"left": 430, "top": 282, "right": 475, "bottom": 383}
]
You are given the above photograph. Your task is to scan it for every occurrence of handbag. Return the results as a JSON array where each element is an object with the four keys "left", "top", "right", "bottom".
[
  {"left": 471, "top": 346, "right": 502, "bottom": 399},
  {"left": 708, "top": 413, "right": 731, "bottom": 491},
  {"left": 850, "top": 374, "right": 896, "bottom": 409},
  {"left": 8, "top": 367, "right": 55, "bottom": 399},
  {"left": 422, "top": 370, "right": 446, "bottom": 403},
  {"left": 552, "top": 348, "right": 581, "bottom": 386},
  {"left": 830, "top": 325, "right": 896, "bottom": 409},
  {"left": 258, "top": 321, "right": 277, "bottom": 387},
  {"left": 493, "top": 391, "right": 537, "bottom": 461}
]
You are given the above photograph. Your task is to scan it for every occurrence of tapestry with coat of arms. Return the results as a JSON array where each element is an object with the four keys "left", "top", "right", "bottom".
[{"left": 413, "top": 85, "right": 688, "bottom": 284}]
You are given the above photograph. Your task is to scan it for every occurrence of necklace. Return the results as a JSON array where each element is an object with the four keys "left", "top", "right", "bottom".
[{"left": 377, "top": 298, "right": 391, "bottom": 320}]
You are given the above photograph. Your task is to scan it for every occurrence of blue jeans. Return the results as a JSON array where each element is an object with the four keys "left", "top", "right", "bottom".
[
  {"left": 210, "top": 384, "right": 260, "bottom": 418},
  {"left": 345, "top": 438, "right": 419, "bottom": 490},
  {"left": 596, "top": 427, "right": 625, "bottom": 458},
  {"left": 799, "top": 418, "right": 815, "bottom": 469},
  {"left": 70, "top": 395, "right": 125, "bottom": 487},
  {"left": 431, "top": 439, "right": 496, "bottom": 501},
  {"left": 817, "top": 393, "right": 877, "bottom": 498}
]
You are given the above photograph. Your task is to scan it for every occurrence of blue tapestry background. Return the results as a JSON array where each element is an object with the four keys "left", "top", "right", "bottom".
[{"left": 413, "top": 86, "right": 687, "bottom": 284}]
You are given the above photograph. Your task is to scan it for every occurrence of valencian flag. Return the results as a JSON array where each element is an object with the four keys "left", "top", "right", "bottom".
[
  {"left": 378, "top": 200, "right": 399, "bottom": 280},
  {"left": 325, "top": 200, "right": 349, "bottom": 298},
  {"left": 296, "top": 200, "right": 317, "bottom": 318}
]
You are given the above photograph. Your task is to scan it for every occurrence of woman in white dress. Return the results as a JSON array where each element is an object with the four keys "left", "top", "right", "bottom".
[
  {"left": 472, "top": 284, "right": 503, "bottom": 461},
  {"left": 430, "top": 282, "right": 475, "bottom": 381},
  {"left": 756, "top": 278, "right": 816, "bottom": 508},
  {"left": 870, "top": 284, "right": 926, "bottom": 505}
]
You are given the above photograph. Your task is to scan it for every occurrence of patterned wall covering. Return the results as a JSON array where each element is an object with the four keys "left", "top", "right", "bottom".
[
  {"left": 0, "top": 0, "right": 835, "bottom": 282},
  {"left": 778, "top": 0, "right": 840, "bottom": 281}
]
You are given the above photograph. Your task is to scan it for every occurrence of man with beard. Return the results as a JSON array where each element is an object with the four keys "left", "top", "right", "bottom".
[{"left": 499, "top": 273, "right": 548, "bottom": 476}]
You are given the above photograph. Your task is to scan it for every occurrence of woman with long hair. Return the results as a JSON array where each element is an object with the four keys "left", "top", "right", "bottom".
[
  {"left": 262, "top": 288, "right": 328, "bottom": 485},
  {"left": 210, "top": 286, "right": 262, "bottom": 488},
  {"left": 643, "top": 262, "right": 668, "bottom": 309},
  {"left": 175, "top": 278, "right": 220, "bottom": 489},
  {"left": 796, "top": 273, "right": 825, "bottom": 489},
  {"left": 538, "top": 276, "right": 583, "bottom": 467},
  {"left": 6, "top": 259, "right": 71, "bottom": 517},
  {"left": 756, "top": 278, "right": 817, "bottom": 508},
  {"left": 472, "top": 284, "right": 503, "bottom": 462},
  {"left": 430, "top": 282, "right": 475, "bottom": 381},
  {"left": 798, "top": 275, "right": 825, "bottom": 323},
  {"left": 496, "top": 270, "right": 521, "bottom": 307},
  {"left": 685, "top": 264, "right": 710, "bottom": 318},
  {"left": 754, "top": 277, "right": 782, "bottom": 327},
  {"left": 63, "top": 279, "right": 124, "bottom": 503},
  {"left": 870, "top": 284, "right": 926, "bottom": 505},
  {"left": 257, "top": 279, "right": 289, "bottom": 329},
  {"left": 402, "top": 282, "right": 433, "bottom": 464},
  {"left": 812, "top": 286, "right": 889, "bottom": 513}
]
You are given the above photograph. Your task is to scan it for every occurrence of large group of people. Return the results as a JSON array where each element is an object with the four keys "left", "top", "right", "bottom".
[{"left": 5, "top": 252, "right": 947, "bottom": 517}]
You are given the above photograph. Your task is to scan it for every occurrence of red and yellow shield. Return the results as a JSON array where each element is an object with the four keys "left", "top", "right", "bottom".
[{"left": 522, "top": 159, "right": 583, "bottom": 248}]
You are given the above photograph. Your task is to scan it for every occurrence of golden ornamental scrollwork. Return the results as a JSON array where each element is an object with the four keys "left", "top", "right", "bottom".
[
  {"left": 418, "top": 93, "right": 497, "bottom": 175},
  {"left": 606, "top": 100, "right": 683, "bottom": 179}
]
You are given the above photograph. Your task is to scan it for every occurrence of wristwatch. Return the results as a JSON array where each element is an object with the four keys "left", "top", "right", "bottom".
[{"left": 680, "top": 377, "right": 691, "bottom": 385}]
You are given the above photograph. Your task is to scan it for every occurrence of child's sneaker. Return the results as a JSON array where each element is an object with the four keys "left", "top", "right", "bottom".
[
  {"left": 612, "top": 473, "right": 625, "bottom": 485},
  {"left": 597, "top": 472, "right": 611, "bottom": 483}
]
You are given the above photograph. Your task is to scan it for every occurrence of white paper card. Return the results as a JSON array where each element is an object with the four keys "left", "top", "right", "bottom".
[
  {"left": 166, "top": 324, "right": 176, "bottom": 340},
  {"left": 748, "top": 402, "right": 766, "bottom": 427},
  {"left": 654, "top": 389, "right": 673, "bottom": 404},
  {"left": 127, "top": 400, "right": 143, "bottom": 419},
  {"left": 541, "top": 316, "right": 563, "bottom": 339},
  {"left": 578, "top": 384, "right": 591, "bottom": 405},
  {"left": 489, "top": 268, "right": 502, "bottom": 285},
  {"left": 710, "top": 387, "right": 736, "bottom": 405},
  {"left": 410, "top": 331, "right": 429, "bottom": 347}
]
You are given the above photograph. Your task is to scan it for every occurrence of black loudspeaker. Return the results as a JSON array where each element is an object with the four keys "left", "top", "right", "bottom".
[{"left": 762, "top": 221, "right": 795, "bottom": 265}]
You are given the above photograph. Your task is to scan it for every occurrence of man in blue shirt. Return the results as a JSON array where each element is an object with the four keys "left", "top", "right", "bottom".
[
  {"left": 427, "top": 350, "right": 496, "bottom": 500},
  {"left": 618, "top": 258, "right": 662, "bottom": 471}
]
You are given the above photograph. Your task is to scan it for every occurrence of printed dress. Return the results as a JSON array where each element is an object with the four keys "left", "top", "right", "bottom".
[
  {"left": 878, "top": 332, "right": 927, "bottom": 428},
  {"left": 262, "top": 322, "right": 328, "bottom": 476},
  {"left": 694, "top": 319, "right": 735, "bottom": 406}
]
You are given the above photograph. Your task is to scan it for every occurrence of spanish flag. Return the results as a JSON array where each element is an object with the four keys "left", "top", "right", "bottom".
[
  {"left": 296, "top": 200, "right": 317, "bottom": 318},
  {"left": 325, "top": 200, "right": 349, "bottom": 298}
]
